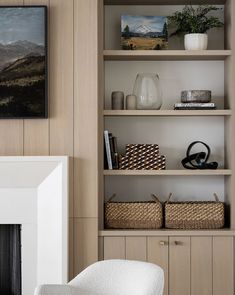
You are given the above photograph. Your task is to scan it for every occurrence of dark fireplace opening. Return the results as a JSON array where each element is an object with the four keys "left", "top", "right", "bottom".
[{"left": 0, "top": 225, "right": 21, "bottom": 295}]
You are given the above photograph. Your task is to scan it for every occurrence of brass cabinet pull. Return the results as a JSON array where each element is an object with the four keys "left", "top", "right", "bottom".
[{"left": 159, "top": 240, "right": 168, "bottom": 246}]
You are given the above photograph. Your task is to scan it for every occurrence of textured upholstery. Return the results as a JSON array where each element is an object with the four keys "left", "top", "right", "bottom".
[{"left": 34, "top": 259, "right": 164, "bottom": 295}]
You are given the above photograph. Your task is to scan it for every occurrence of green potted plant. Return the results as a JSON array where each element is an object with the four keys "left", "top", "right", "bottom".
[{"left": 168, "top": 5, "right": 224, "bottom": 50}]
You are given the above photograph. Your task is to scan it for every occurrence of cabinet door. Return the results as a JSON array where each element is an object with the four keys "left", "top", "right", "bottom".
[
  {"left": 191, "top": 237, "right": 212, "bottom": 295},
  {"left": 147, "top": 237, "right": 169, "bottom": 295},
  {"left": 103, "top": 237, "right": 125, "bottom": 260},
  {"left": 169, "top": 237, "right": 190, "bottom": 295},
  {"left": 126, "top": 237, "right": 147, "bottom": 261},
  {"left": 213, "top": 236, "right": 234, "bottom": 295}
]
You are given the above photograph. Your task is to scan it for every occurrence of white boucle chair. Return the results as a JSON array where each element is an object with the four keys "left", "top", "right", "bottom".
[{"left": 34, "top": 259, "right": 164, "bottom": 295}]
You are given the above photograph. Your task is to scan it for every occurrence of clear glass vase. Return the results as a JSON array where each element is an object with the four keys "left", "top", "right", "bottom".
[{"left": 133, "top": 73, "right": 163, "bottom": 110}]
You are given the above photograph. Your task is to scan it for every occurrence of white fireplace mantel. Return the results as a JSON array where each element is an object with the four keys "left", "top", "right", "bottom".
[{"left": 0, "top": 156, "right": 69, "bottom": 295}]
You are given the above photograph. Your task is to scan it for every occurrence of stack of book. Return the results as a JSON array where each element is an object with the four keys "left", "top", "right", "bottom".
[
  {"left": 104, "top": 130, "right": 119, "bottom": 170},
  {"left": 174, "top": 102, "right": 216, "bottom": 110}
]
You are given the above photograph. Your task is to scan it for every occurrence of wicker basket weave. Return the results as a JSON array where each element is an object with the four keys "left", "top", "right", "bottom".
[
  {"left": 105, "top": 194, "right": 163, "bottom": 229},
  {"left": 165, "top": 193, "right": 225, "bottom": 229}
]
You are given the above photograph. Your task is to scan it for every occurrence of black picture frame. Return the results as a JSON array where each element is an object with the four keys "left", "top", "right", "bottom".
[{"left": 0, "top": 6, "right": 48, "bottom": 119}]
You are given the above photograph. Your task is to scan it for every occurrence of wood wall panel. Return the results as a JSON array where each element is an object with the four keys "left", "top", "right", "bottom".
[
  {"left": 126, "top": 237, "right": 147, "bottom": 261},
  {"left": 49, "top": 0, "right": 73, "bottom": 156},
  {"left": 0, "top": 0, "right": 100, "bottom": 280},
  {"left": 169, "top": 237, "right": 190, "bottom": 295},
  {"left": 191, "top": 237, "right": 212, "bottom": 295},
  {"left": 74, "top": 0, "right": 100, "bottom": 218},
  {"left": 104, "top": 237, "right": 125, "bottom": 260},
  {"left": 213, "top": 237, "right": 234, "bottom": 295},
  {"left": 74, "top": 218, "right": 98, "bottom": 275},
  {"left": 147, "top": 237, "right": 169, "bottom": 295}
]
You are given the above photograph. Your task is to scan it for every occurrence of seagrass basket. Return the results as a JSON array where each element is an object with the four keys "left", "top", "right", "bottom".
[
  {"left": 165, "top": 193, "right": 225, "bottom": 229},
  {"left": 105, "top": 194, "right": 163, "bottom": 229}
]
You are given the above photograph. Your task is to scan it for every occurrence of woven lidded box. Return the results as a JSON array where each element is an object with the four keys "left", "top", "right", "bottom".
[
  {"left": 165, "top": 193, "right": 225, "bottom": 229},
  {"left": 105, "top": 194, "right": 163, "bottom": 229},
  {"left": 119, "top": 143, "right": 166, "bottom": 170}
]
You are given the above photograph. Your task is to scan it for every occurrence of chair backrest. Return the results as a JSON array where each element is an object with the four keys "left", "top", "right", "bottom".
[{"left": 69, "top": 259, "right": 164, "bottom": 295}]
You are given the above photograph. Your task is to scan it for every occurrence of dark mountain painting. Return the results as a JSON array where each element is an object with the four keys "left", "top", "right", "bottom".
[{"left": 0, "top": 7, "right": 47, "bottom": 118}]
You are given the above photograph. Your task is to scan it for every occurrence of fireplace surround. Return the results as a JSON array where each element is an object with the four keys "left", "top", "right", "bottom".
[{"left": 0, "top": 156, "right": 69, "bottom": 295}]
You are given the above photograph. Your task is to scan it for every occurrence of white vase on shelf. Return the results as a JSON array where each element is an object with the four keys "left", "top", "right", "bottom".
[{"left": 184, "top": 33, "right": 208, "bottom": 50}]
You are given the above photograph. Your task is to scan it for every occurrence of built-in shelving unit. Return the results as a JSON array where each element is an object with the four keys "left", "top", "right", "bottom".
[
  {"left": 100, "top": 0, "right": 235, "bottom": 237},
  {"left": 104, "top": 50, "right": 231, "bottom": 61},
  {"left": 97, "top": 0, "right": 235, "bottom": 293}
]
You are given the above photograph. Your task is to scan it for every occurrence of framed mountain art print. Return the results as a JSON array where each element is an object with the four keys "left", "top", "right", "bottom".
[
  {"left": 0, "top": 6, "right": 47, "bottom": 118},
  {"left": 121, "top": 15, "right": 168, "bottom": 50}
]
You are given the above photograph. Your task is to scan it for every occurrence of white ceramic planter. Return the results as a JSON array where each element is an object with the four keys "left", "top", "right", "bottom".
[{"left": 184, "top": 33, "right": 208, "bottom": 50}]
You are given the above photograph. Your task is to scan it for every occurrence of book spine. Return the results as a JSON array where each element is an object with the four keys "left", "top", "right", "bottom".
[
  {"left": 174, "top": 103, "right": 215, "bottom": 107},
  {"left": 104, "top": 130, "right": 113, "bottom": 170},
  {"left": 109, "top": 133, "right": 115, "bottom": 167},
  {"left": 112, "top": 136, "right": 119, "bottom": 169}
]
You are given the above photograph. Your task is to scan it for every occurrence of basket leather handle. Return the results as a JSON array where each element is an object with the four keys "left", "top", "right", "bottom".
[
  {"left": 166, "top": 193, "right": 173, "bottom": 203},
  {"left": 151, "top": 194, "right": 160, "bottom": 203},
  {"left": 107, "top": 193, "right": 116, "bottom": 203},
  {"left": 213, "top": 193, "right": 220, "bottom": 202}
]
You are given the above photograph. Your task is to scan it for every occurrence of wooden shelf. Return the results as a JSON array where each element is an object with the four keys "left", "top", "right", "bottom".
[
  {"left": 103, "top": 110, "right": 232, "bottom": 117},
  {"left": 105, "top": 0, "right": 226, "bottom": 5},
  {"left": 104, "top": 169, "right": 232, "bottom": 176},
  {"left": 99, "top": 229, "right": 235, "bottom": 237},
  {"left": 104, "top": 50, "right": 231, "bottom": 61}
]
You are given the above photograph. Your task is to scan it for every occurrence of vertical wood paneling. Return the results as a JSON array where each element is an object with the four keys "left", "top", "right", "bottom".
[
  {"left": 98, "top": 237, "right": 104, "bottom": 260},
  {"left": 126, "top": 237, "right": 146, "bottom": 261},
  {"left": 104, "top": 237, "right": 125, "bottom": 260},
  {"left": 213, "top": 237, "right": 234, "bottom": 295},
  {"left": 49, "top": 0, "right": 73, "bottom": 156},
  {"left": 191, "top": 237, "right": 212, "bottom": 295},
  {"left": 69, "top": 217, "right": 74, "bottom": 280},
  {"left": 147, "top": 237, "right": 169, "bottom": 295},
  {"left": 74, "top": 0, "right": 100, "bottom": 218},
  {"left": 169, "top": 237, "right": 190, "bottom": 295},
  {"left": 74, "top": 218, "right": 98, "bottom": 275},
  {"left": 49, "top": 0, "right": 74, "bottom": 219}
]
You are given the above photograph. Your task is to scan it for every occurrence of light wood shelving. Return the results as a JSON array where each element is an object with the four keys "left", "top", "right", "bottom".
[
  {"left": 103, "top": 110, "right": 232, "bottom": 116},
  {"left": 104, "top": 169, "right": 232, "bottom": 176},
  {"left": 99, "top": 229, "right": 235, "bottom": 237},
  {"left": 105, "top": 0, "right": 226, "bottom": 4},
  {"left": 104, "top": 50, "right": 231, "bottom": 61}
]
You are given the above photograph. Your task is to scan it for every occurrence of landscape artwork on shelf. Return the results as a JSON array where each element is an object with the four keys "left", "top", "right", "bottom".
[
  {"left": 0, "top": 6, "right": 47, "bottom": 118},
  {"left": 121, "top": 15, "right": 168, "bottom": 50}
]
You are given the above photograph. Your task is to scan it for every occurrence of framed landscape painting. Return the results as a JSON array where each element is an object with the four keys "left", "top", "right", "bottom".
[
  {"left": 121, "top": 15, "right": 168, "bottom": 50},
  {"left": 0, "top": 6, "right": 47, "bottom": 118}
]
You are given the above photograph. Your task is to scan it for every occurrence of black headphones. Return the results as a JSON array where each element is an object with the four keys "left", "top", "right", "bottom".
[{"left": 181, "top": 141, "right": 218, "bottom": 170}]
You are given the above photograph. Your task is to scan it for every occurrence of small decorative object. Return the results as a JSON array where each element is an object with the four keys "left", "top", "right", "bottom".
[
  {"left": 181, "top": 141, "right": 218, "bottom": 170},
  {"left": 121, "top": 15, "right": 168, "bottom": 50},
  {"left": 168, "top": 5, "right": 224, "bottom": 50},
  {"left": 126, "top": 94, "right": 137, "bottom": 110},
  {"left": 133, "top": 73, "right": 163, "bottom": 110},
  {"left": 165, "top": 193, "right": 225, "bottom": 229},
  {"left": 105, "top": 194, "right": 163, "bottom": 229},
  {"left": 0, "top": 6, "right": 47, "bottom": 118},
  {"left": 111, "top": 91, "right": 124, "bottom": 110},
  {"left": 119, "top": 143, "right": 166, "bottom": 170},
  {"left": 181, "top": 90, "right": 211, "bottom": 103}
]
